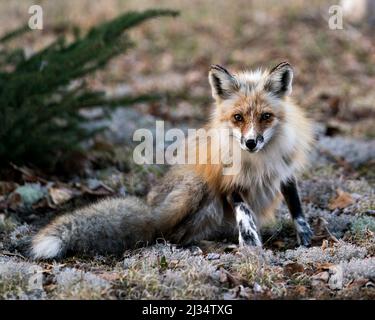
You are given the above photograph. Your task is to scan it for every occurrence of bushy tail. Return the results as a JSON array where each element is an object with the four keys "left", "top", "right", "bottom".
[{"left": 30, "top": 196, "right": 156, "bottom": 259}]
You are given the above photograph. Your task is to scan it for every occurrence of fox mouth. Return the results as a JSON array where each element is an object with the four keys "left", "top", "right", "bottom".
[
  {"left": 239, "top": 141, "right": 264, "bottom": 153},
  {"left": 245, "top": 145, "right": 263, "bottom": 153},
  {"left": 247, "top": 147, "right": 260, "bottom": 153}
]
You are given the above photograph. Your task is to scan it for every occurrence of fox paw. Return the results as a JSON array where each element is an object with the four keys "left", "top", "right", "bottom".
[
  {"left": 236, "top": 204, "right": 262, "bottom": 247},
  {"left": 294, "top": 217, "right": 313, "bottom": 247}
]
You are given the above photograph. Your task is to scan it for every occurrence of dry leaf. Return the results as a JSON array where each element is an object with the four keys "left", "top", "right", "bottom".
[
  {"left": 328, "top": 188, "right": 354, "bottom": 210},
  {"left": 219, "top": 269, "right": 228, "bottom": 283},
  {"left": 272, "top": 240, "right": 285, "bottom": 249},
  {"left": 312, "top": 271, "right": 330, "bottom": 287},
  {"left": 49, "top": 187, "right": 74, "bottom": 205},
  {"left": 7, "top": 192, "right": 22, "bottom": 210},
  {"left": 321, "top": 239, "right": 329, "bottom": 250},
  {"left": 284, "top": 262, "right": 304, "bottom": 276},
  {"left": 32, "top": 198, "right": 50, "bottom": 209},
  {"left": 295, "top": 285, "right": 307, "bottom": 296},
  {"left": 0, "top": 181, "right": 18, "bottom": 196},
  {"left": 169, "top": 260, "right": 179, "bottom": 268},
  {"left": 348, "top": 278, "right": 369, "bottom": 289},
  {"left": 316, "top": 262, "right": 335, "bottom": 272},
  {"left": 312, "top": 217, "right": 339, "bottom": 246},
  {"left": 80, "top": 183, "right": 114, "bottom": 196},
  {"left": 312, "top": 271, "right": 330, "bottom": 282},
  {"left": 219, "top": 268, "right": 246, "bottom": 287},
  {"left": 97, "top": 272, "right": 122, "bottom": 282}
]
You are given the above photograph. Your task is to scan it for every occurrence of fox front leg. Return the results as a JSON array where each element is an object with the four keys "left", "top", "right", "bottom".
[
  {"left": 231, "top": 192, "right": 262, "bottom": 247},
  {"left": 281, "top": 178, "right": 313, "bottom": 246}
]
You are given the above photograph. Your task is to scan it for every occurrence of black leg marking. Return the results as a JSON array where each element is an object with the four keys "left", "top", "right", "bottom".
[
  {"left": 231, "top": 192, "right": 262, "bottom": 247},
  {"left": 294, "top": 216, "right": 313, "bottom": 246},
  {"left": 231, "top": 191, "right": 243, "bottom": 205},
  {"left": 281, "top": 178, "right": 313, "bottom": 246}
]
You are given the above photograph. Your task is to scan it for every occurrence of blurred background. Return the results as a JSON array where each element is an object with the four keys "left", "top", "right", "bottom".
[{"left": 1, "top": 0, "right": 374, "bottom": 138}]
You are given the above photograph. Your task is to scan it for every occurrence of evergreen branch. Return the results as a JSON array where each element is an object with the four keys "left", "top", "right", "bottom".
[
  {"left": 0, "top": 24, "right": 30, "bottom": 44},
  {"left": 0, "top": 9, "right": 178, "bottom": 167}
]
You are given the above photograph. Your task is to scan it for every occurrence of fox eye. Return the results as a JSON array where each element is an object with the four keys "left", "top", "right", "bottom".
[
  {"left": 233, "top": 114, "right": 243, "bottom": 122},
  {"left": 261, "top": 113, "right": 272, "bottom": 121}
]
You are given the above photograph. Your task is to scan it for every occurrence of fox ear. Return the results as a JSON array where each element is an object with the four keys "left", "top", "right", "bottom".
[
  {"left": 209, "top": 65, "right": 238, "bottom": 101},
  {"left": 265, "top": 62, "right": 293, "bottom": 98}
]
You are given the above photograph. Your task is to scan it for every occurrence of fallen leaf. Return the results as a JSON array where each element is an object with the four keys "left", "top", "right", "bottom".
[
  {"left": 0, "top": 181, "right": 18, "bottom": 196},
  {"left": 321, "top": 239, "right": 329, "bottom": 250},
  {"left": 284, "top": 262, "right": 304, "bottom": 276},
  {"left": 169, "top": 260, "right": 179, "bottom": 268},
  {"left": 311, "top": 217, "right": 339, "bottom": 245},
  {"left": 7, "top": 192, "right": 22, "bottom": 210},
  {"left": 219, "top": 269, "right": 228, "bottom": 283},
  {"left": 219, "top": 268, "right": 246, "bottom": 287},
  {"left": 347, "top": 278, "right": 369, "bottom": 289},
  {"left": 316, "top": 262, "right": 335, "bottom": 272},
  {"left": 49, "top": 187, "right": 74, "bottom": 205},
  {"left": 97, "top": 272, "right": 122, "bottom": 282},
  {"left": 272, "top": 240, "right": 285, "bottom": 249},
  {"left": 32, "top": 198, "right": 50, "bottom": 210},
  {"left": 311, "top": 271, "right": 330, "bottom": 287},
  {"left": 294, "top": 285, "right": 307, "bottom": 296},
  {"left": 312, "top": 271, "right": 330, "bottom": 283},
  {"left": 328, "top": 188, "right": 354, "bottom": 210},
  {"left": 80, "top": 182, "right": 114, "bottom": 196}
]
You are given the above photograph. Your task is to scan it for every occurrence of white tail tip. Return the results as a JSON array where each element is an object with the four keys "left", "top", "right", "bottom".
[{"left": 31, "top": 236, "right": 62, "bottom": 259}]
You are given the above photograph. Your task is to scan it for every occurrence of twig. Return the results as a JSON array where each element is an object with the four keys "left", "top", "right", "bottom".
[{"left": 1, "top": 251, "right": 27, "bottom": 260}]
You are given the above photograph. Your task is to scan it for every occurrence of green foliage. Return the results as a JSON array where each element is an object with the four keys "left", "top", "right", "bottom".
[
  {"left": 351, "top": 216, "right": 375, "bottom": 237},
  {"left": 14, "top": 183, "right": 46, "bottom": 207},
  {"left": 0, "top": 9, "right": 178, "bottom": 168}
]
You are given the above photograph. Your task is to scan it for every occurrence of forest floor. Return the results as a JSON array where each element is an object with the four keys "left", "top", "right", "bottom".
[{"left": 0, "top": 0, "right": 374, "bottom": 299}]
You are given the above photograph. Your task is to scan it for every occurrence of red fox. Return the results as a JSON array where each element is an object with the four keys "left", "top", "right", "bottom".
[{"left": 31, "top": 62, "right": 314, "bottom": 259}]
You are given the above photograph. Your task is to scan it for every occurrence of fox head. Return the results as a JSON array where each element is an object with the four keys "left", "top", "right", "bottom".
[{"left": 208, "top": 62, "right": 293, "bottom": 153}]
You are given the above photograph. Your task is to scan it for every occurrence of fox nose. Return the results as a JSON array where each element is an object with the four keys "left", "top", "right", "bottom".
[{"left": 245, "top": 139, "right": 257, "bottom": 151}]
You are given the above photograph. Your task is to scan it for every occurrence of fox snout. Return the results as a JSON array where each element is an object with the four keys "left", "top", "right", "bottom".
[
  {"left": 244, "top": 135, "right": 264, "bottom": 152},
  {"left": 242, "top": 134, "right": 264, "bottom": 152}
]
